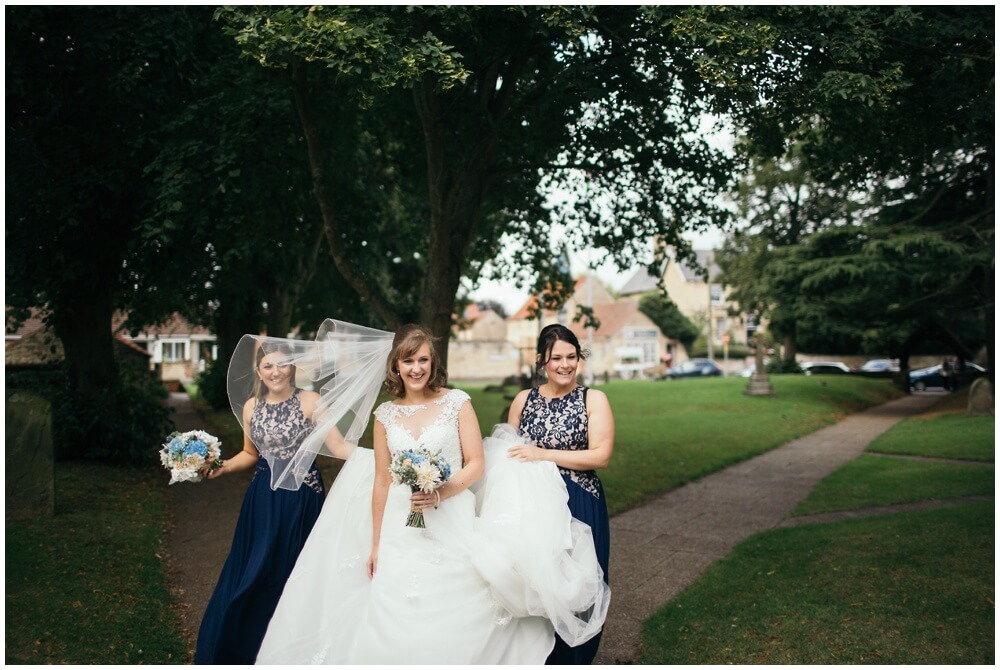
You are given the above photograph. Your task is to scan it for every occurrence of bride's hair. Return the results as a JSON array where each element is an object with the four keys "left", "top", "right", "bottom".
[{"left": 384, "top": 324, "right": 448, "bottom": 398}]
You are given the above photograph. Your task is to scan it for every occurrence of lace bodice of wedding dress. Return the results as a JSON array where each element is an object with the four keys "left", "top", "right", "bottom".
[{"left": 374, "top": 388, "right": 467, "bottom": 473}]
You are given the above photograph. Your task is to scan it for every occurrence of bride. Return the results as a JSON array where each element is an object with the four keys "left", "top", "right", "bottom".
[{"left": 252, "top": 322, "right": 609, "bottom": 664}]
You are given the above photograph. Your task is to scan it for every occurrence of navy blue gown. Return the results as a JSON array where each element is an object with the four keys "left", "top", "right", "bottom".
[
  {"left": 519, "top": 385, "right": 610, "bottom": 665},
  {"left": 195, "top": 389, "right": 324, "bottom": 664}
]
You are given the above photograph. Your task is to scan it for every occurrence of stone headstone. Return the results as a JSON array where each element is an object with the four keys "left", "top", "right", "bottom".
[
  {"left": 5, "top": 391, "right": 55, "bottom": 518},
  {"left": 967, "top": 378, "right": 994, "bottom": 417}
]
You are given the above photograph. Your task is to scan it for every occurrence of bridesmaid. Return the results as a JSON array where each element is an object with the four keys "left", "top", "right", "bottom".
[
  {"left": 507, "top": 323, "right": 614, "bottom": 664},
  {"left": 194, "top": 340, "right": 325, "bottom": 664}
]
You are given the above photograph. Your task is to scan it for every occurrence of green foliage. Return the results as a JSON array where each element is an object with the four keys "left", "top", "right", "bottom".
[
  {"left": 213, "top": 6, "right": 736, "bottom": 350},
  {"left": 5, "top": 463, "right": 188, "bottom": 663},
  {"left": 640, "top": 503, "right": 994, "bottom": 664},
  {"left": 766, "top": 359, "right": 802, "bottom": 375},
  {"left": 5, "top": 366, "right": 172, "bottom": 464},
  {"left": 638, "top": 294, "right": 700, "bottom": 349}
]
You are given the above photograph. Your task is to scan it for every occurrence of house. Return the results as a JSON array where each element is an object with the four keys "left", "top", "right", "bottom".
[
  {"left": 506, "top": 275, "right": 677, "bottom": 380},
  {"left": 116, "top": 313, "right": 217, "bottom": 390},
  {"left": 448, "top": 303, "right": 521, "bottom": 380},
  {"left": 5, "top": 308, "right": 152, "bottom": 375},
  {"left": 620, "top": 249, "right": 752, "bottom": 355}
]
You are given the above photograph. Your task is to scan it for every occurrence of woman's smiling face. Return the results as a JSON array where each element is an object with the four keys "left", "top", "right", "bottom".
[
  {"left": 258, "top": 352, "right": 293, "bottom": 396},
  {"left": 542, "top": 339, "right": 579, "bottom": 387},
  {"left": 397, "top": 342, "right": 433, "bottom": 394}
]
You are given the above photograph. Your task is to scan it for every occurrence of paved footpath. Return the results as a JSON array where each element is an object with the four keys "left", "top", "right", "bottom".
[{"left": 164, "top": 392, "right": 945, "bottom": 664}]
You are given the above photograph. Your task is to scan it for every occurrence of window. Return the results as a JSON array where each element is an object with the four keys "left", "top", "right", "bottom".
[
  {"left": 161, "top": 341, "right": 187, "bottom": 362},
  {"left": 715, "top": 318, "right": 727, "bottom": 342},
  {"left": 710, "top": 283, "right": 724, "bottom": 304}
]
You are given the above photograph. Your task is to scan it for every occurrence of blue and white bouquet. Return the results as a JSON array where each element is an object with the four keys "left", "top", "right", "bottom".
[
  {"left": 389, "top": 447, "right": 452, "bottom": 528},
  {"left": 160, "top": 430, "right": 223, "bottom": 485}
]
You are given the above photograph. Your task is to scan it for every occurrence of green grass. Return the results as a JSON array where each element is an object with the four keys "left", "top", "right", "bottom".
[
  {"left": 468, "top": 376, "right": 899, "bottom": 515},
  {"left": 5, "top": 463, "right": 188, "bottom": 664},
  {"left": 640, "top": 503, "right": 995, "bottom": 664},
  {"left": 791, "top": 455, "right": 995, "bottom": 516},
  {"left": 867, "top": 413, "right": 995, "bottom": 461}
]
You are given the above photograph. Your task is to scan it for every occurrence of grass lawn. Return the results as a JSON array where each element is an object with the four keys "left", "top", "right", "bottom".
[
  {"left": 5, "top": 463, "right": 188, "bottom": 664},
  {"left": 464, "top": 376, "right": 900, "bottom": 515},
  {"left": 639, "top": 502, "right": 995, "bottom": 664},
  {"left": 641, "top": 385, "right": 995, "bottom": 664},
  {"left": 792, "top": 455, "right": 995, "bottom": 516}
]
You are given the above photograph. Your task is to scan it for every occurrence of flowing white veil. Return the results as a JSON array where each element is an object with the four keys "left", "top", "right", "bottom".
[{"left": 226, "top": 319, "right": 394, "bottom": 491}]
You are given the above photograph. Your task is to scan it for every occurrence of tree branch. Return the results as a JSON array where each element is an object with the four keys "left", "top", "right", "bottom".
[{"left": 290, "top": 60, "right": 401, "bottom": 330}]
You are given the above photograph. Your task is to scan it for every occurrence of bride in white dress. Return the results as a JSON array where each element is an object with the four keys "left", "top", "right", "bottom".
[{"left": 255, "top": 323, "right": 608, "bottom": 664}]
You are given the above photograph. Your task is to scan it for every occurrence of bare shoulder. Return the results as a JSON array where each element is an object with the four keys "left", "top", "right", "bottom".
[{"left": 585, "top": 388, "right": 611, "bottom": 409}]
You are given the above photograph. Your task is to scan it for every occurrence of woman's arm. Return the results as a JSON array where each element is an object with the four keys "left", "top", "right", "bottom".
[
  {"left": 508, "top": 389, "right": 615, "bottom": 471},
  {"left": 300, "top": 389, "right": 351, "bottom": 459},
  {"left": 206, "top": 399, "right": 260, "bottom": 478},
  {"left": 367, "top": 420, "right": 391, "bottom": 579},
  {"left": 505, "top": 389, "right": 530, "bottom": 428}
]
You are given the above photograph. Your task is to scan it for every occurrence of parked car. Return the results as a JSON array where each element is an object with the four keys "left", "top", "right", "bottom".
[
  {"left": 800, "top": 361, "right": 851, "bottom": 376},
  {"left": 909, "top": 362, "right": 986, "bottom": 391},
  {"left": 736, "top": 364, "right": 756, "bottom": 378},
  {"left": 858, "top": 359, "right": 900, "bottom": 373},
  {"left": 662, "top": 358, "right": 724, "bottom": 379}
]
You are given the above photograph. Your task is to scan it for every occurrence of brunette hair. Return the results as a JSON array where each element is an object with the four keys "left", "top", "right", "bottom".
[
  {"left": 535, "top": 323, "right": 589, "bottom": 380},
  {"left": 384, "top": 324, "right": 447, "bottom": 398},
  {"left": 252, "top": 340, "right": 297, "bottom": 402}
]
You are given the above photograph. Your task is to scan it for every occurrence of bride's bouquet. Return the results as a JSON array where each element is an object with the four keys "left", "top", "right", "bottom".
[
  {"left": 389, "top": 447, "right": 452, "bottom": 528},
  {"left": 160, "top": 430, "right": 223, "bottom": 484}
]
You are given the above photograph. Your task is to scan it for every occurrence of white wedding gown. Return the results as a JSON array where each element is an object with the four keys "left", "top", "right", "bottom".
[{"left": 256, "top": 389, "right": 609, "bottom": 664}]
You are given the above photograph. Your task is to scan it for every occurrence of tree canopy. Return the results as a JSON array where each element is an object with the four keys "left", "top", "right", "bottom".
[{"left": 214, "top": 5, "right": 736, "bottom": 360}]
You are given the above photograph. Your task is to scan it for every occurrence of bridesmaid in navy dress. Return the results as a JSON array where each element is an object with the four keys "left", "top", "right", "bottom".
[
  {"left": 194, "top": 342, "right": 325, "bottom": 664},
  {"left": 507, "top": 324, "right": 615, "bottom": 665}
]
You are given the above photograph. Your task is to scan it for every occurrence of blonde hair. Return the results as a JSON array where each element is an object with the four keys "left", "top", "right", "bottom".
[{"left": 384, "top": 324, "right": 447, "bottom": 398}]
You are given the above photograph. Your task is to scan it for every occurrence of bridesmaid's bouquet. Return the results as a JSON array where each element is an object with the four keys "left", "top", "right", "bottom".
[
  {"left": 389, "top": 448, "right": 452, "bottom": 528},
  {"left": 160, "top": 430, "right": 223, "bottom": 484}
]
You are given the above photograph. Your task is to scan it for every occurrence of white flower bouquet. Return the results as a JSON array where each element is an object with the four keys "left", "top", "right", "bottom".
[
  {"left": 388, "top": 447, "right": 452, "bottom": 528},
  {"left": 160, "top": 430, "right": 223, "bottom": 484}
]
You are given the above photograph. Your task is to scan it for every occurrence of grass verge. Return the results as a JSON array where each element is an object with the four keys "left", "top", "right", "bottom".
[
  {"left": 791, "top": 455, "right": 994, "bottom": 516},
  {"left": 465, "top": 376, "right": 899, "bottom": 515},
  {"left": 5, "top": 463, "right": 188, "bottom": 664},
  {"left": 640, "top": 503, "right": 995, "bottom": 664}
]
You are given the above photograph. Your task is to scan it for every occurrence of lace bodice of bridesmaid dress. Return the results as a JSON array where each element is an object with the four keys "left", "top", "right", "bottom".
[{"left": 373, "top": 388, "right": 470, "bottom": 471}]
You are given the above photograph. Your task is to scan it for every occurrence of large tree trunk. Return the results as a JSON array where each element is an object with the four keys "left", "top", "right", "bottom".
[
  {"left": 782, "top": 324, "right": 797, "bottom": 364},
  {"left": 52, "top": 291, "right": 118, "bottom": 395}
]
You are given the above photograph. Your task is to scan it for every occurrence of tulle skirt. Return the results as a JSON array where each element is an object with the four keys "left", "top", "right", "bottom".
[{"left": 256, "top": 427, "right": 609, "bottom": 664}]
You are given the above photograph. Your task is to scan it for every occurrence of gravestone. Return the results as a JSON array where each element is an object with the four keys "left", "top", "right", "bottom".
[
  {"left": 5, "top": 391, "right": 55, "bottom": 518},
  {"left": 967, "top": 378, "right": 994, "bottom": 417},
  {"left": 744, "top": 333, "right": 775, "bottom": 396}
]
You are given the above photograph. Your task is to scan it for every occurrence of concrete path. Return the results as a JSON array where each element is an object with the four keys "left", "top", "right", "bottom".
[
  {"left": 163, "top": 391, "right": 952, "bottom": 664},
  {"left": 594, "top": 392, "right": 941, "bottom": 664}
]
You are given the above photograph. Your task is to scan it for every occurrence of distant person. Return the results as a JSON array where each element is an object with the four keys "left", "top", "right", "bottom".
[
  {"left": 507, "top": 323, "right": 615, "bottom": 664},
  {"left": 194, "top": 339, "right": 325, "bottom": 664}
]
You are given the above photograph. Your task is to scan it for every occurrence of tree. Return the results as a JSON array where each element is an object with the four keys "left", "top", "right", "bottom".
[
  {"left": 7, "top": 6, "right": 208, "bottom": 395},
  {"left": 6, "top": 6, "right": 208, "bottom": 458},
  {"left": 215, "top": 6, "right": 736, "bottom": 364},
  {"left": 717, "top": 147, "right": 866, "bottom": 361},
  {"left": 675, "top": 5, "right": 994, "bottom": 373},
  {"left": 638, "top": 295, "right": 699, "bottom": 352}
]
